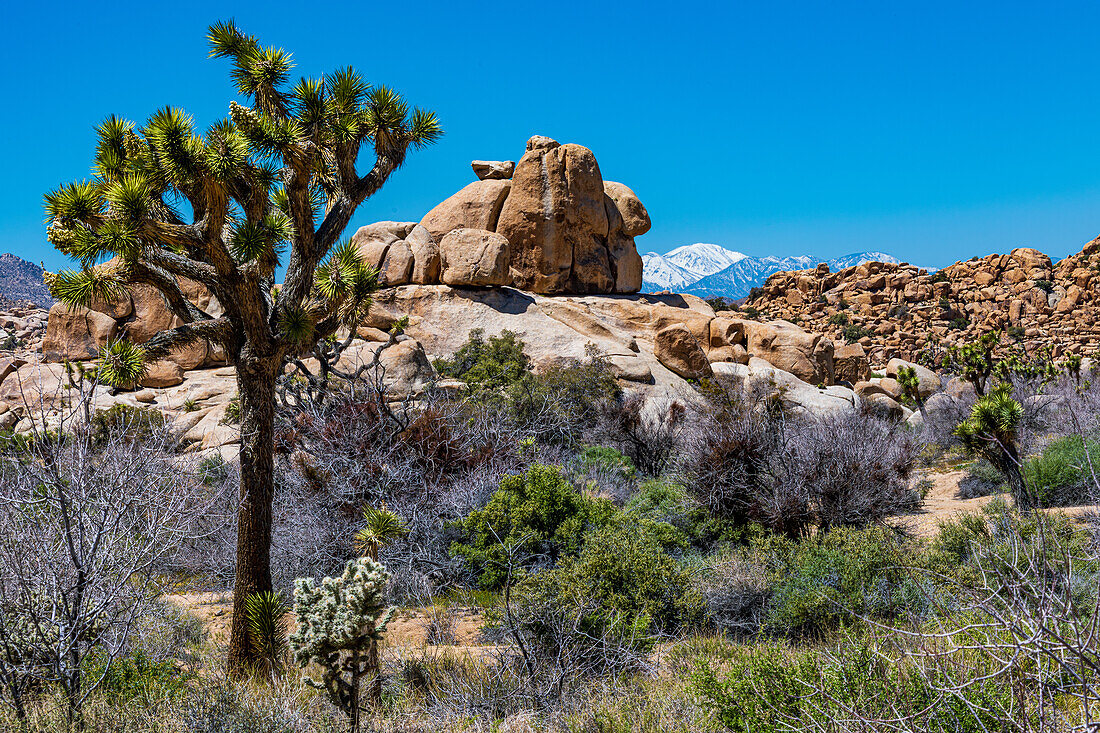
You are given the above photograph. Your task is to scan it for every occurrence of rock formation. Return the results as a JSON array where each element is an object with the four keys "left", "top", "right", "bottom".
[
  {"left": 745, "top": 238, "right": 1100, "bottom": 364},
  {"left": 25, "top": 135, "right": 872, "bottom": 458},
  {"left": 40, "top": 267, "right": 227, "bottom": 386},
  {"left": 360, "top": 135, "right": 648, "bottom": 295}
]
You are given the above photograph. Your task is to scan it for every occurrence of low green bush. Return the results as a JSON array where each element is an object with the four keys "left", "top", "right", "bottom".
[
  {"left": 627, "top": 479, "right": 742, "bottom": 550},
  {"left": 85, "top": 650, "right": 189, "bottom": 703},
  {"left": 754, "top": 525, "right": 924, "bottom": 635},
  {"left": 450, "top": 464, "right": 617, "bottom": 588},
  {"left": 433, "top": 328, "right": 529, "bottom": 393},
  {"left": 957, "top": 459, "right": 1005, "bottom": 499},
  {"left": 579, "top": 445, "right": 635, "bottom": 481},
  {"left": 514, "top": 518, "right": 704, "bottom": 639},
  {"left": 436, "top": 329, "right": 622, "bottom": 446},
  {"left": 692, "top": 639, "right": 1018, "bottom": 732},
  {"left": 1023, "top": 435, "right": 1100, "bottom": 506},
  {"left": 91, "top": 403, "right": 167, "bottom": 444}
]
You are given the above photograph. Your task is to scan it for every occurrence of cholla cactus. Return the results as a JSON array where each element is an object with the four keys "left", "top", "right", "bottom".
[{"left": 289, "top": 557, "right": 393, "bottom": 731}]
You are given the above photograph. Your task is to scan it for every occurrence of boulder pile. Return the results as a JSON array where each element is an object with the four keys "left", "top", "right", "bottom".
[
  {"left": 21, "top": 135, "right": 877, "bottom": 456},
  {"left": 355, "top": 135, "right": 648, "bottom": 294},
  {"left": 745, "top": 238, "right": 1100, "bottom": 364}
]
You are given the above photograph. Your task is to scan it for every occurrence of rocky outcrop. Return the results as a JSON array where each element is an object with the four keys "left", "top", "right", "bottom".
[
  {"left": 471, "top": 160, "right": 515, "bottom": 180},
  {"left": 361, "top": 285, "right": 847, "bottom": 406},
  {"left": 403, "top": 136, "right": 648, "bottom": 295},
  {"left": 833, "top": 342, "right": 870, "bottom": 384},
  {"left": 745, "top": 238, "right": 1100, "bottom": 364},
  {"left": 743, "top": 320, "right": 834, "bottom": 385},
  {"left": 655, "top": 324, "right": 712, "bottom": 380},
  {"left": 42, "top": 305, "right": 116, "bottom": 361},
  {"left": 419, "top": 181, "right": 511, "bottom": 245},
  {"left": 40, "top": 272, "right": 226, "bottom": 372}
]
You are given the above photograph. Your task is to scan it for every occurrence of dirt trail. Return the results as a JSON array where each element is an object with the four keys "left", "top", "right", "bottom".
[
  {"left": 163, "top": 592, "right": 490, "bottom": 657},
  {"left": 896, "top": 468, "right": 1099, "bottom": 537}
]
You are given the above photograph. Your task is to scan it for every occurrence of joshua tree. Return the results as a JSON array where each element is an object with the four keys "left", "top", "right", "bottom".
[
  {"left": 954, "top": 383, "right": 1033, "bottom": 509},
  {"left": 895, "top": 365, "right": 926, "bottom": 420},
  {"left": 943, "top": 331, "right": 999, "bottom": 395},
  {"left": 42, "top": 20, "right": 441, "bottom": 675}
]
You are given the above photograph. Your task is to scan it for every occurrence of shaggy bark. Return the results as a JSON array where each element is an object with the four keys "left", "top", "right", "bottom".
[{"left": 227, "top": 357, "right": 280, "bottom": 673}]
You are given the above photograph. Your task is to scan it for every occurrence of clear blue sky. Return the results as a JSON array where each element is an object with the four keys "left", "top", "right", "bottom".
[{"left": 4, "top": 0, "right": 1100, "bottom": 271}]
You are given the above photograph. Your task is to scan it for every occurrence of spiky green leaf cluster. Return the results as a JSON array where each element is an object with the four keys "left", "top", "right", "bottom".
[
  {"left": 96, "top": 340, "right": 147, "bottom": 388},
  {"left": 46, "top": 266, "right": 129, "bottom": 310},
  {"left": 313, "top": 240, "right": 379, "bottom": 324},
  {"left": 245, "top": 590, "right": 290, "bottom": 672},
  {"left": 354, "top": 507, "right": 407, "bottom": 559},
  {"left": 954, "top": 382, "right": 1023, "bottom": 452}
]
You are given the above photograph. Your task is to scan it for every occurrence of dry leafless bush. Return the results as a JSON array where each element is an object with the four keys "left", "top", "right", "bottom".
[
  {"left": 603, "top": 393, "right": 687, "bottom": 477},
  {"left": 680, "top": 392, "right": 920, "bottom": 538},
  {"left": 0, "top": 417, "right": 231, "bottom": 725},
  {"left": 269, "top": 382, "right": 523, "bottom": 596}
]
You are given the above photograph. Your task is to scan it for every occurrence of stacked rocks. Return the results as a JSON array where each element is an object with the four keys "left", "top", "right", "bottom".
[
  {"left": 356, "top": 135, "right": 649, "bottom": 294},
  {"left": 745, "top": 240, "right": 1100, "bottom": 364}
]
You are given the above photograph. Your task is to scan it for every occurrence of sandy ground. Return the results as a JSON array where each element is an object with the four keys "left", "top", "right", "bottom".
[
  {"left": 163, "top": 591, "right": 489, "bottom": 657},
  {"left": 895, "top": 467, "right": 1100, "bottom": 537}
]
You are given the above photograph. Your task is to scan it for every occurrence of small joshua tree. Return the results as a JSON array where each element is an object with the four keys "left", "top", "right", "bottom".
[
  {"left": 289, "top": 557, "right": 393, "bottom": 732},
  {"left": 943, "top": 331, "right": 999, "bottom": 395},
  {"left": 895, "top": 365, "right": 926, "bottom": 420},
  {"left": 954, "top": 382, "right": 1033, "bottom": 509},
  {"left": 43, "top": 20, "right": 440, "bottom": 675}
]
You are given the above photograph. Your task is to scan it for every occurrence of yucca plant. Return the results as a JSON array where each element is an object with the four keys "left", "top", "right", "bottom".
[
  {"left": 954, "top": 382, "right": 1033, "bottom": 509},
  {"left": 352, "top": 506, "right": 406, "bottom": 706},
  {"left": 354, "top": 506, "right": 408, "bottom": 561},
  {"left": 43, "top": 20, "right": 441, "bottom": 677},
  {"left": 244, "top": 590, "right": 290, "bottom": 680}
]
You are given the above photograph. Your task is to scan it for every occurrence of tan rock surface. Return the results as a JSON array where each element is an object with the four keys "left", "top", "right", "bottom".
[
  {"left": 439, "top": 229, "right": 512, "bottom": 287},
  {"left": 419, "top": 180, "right": 511, "bottom": 244}
]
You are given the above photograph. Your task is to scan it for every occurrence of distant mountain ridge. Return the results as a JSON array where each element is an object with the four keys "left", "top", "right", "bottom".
[
  {"left": 641, "top": 244, "right": 901, "bottom": 298},
  {"left": 0, "top": 254, "right": 53, "bottom": 308}
]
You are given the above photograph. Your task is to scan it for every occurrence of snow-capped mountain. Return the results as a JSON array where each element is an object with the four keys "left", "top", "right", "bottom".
[
  {"left": 640, "top": 243, "right": 748, "bottom": 291},
  {"left": 827, "top": 251, "right": 900, "bottom": 271},
  {"left": 640, "top": 252, "right": 698, "bottom": 291},
  {"left": 640, "top": 244, "right": 902, "bottom": 298}
]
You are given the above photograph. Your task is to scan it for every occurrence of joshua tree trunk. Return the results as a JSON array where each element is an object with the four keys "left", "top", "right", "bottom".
[{"left": 227, "top": 357, "right": 279, "bottom": 677}]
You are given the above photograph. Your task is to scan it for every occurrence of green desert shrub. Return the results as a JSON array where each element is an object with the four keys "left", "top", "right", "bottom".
[
  {"left": 578, "top": 444, "right": 636, "bottom": 481},
  {"left": 627, "top": 479, "right": 741, "bottom": 550},
  {"left": 842, "top": 323, "right": 872, "bottom": 342},
  {"left": 450, "top": 464, "right": 617, "bottom": 588},
  {"left": 1023, "top": 435, "right": 1100, "bottom": 506},
  {"left": 691, "top": 639, "right": 1018, "bottom": 733},
  {"left": 508, "top": 352, "right": 621, "bottom": 445},
  {"left": 85, "top": 649, "right": 190, "bottom": 703},
  {"left": 957, "top": 459, "right": 1006, "bottom": 499},
  {"left": 436, "top": 329, "right": 621, "bottom": 445},
  {"left": 90, "top": 403, "right": 167, "bottom": 444},
  {"left": 513, "top": 518, "right": 704, "bottom": 642},
  {"left": 754, "top": 525, "right": 923, "bottom": 635},
  {"left": 434, "top": 328, "right": 529, "bottom": 393}
]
